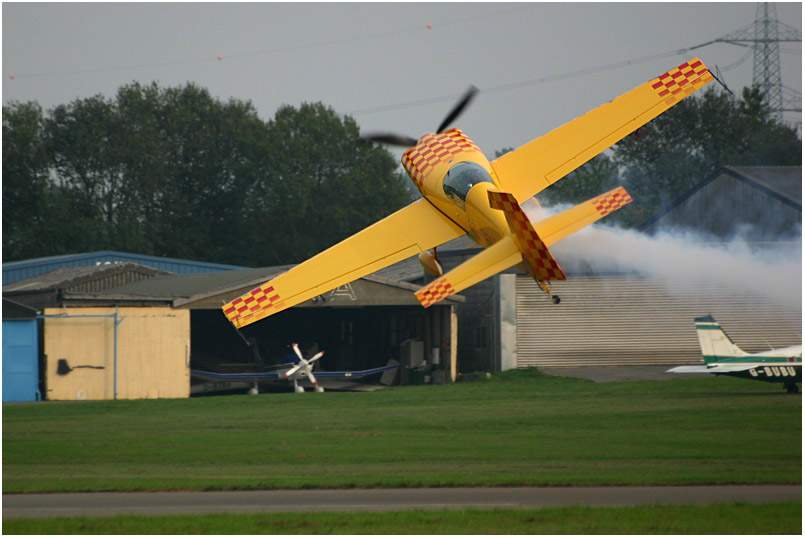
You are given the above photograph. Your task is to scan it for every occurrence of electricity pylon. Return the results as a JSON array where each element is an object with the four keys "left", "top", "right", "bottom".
[{"left": 714, "top": 2, "right": 801, "bottom": 120}]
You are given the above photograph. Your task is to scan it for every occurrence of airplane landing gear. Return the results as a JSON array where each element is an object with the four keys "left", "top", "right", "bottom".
[
  {"left": 248, "top": 382, "right": 259, "bottom": 395},
  {"left": 538, "top": 281, "right": 561, "bottom": 305},
  {"left": 784, "top": 382, "right": 799, "bottom": 394}
]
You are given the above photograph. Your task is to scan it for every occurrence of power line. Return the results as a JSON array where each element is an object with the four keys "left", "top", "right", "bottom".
[
  {"left": 350, "top": 45, "right": 708, "bottom": 116},
  {"left": 7, "top": 5, "right": 535, "bottom": 80}
]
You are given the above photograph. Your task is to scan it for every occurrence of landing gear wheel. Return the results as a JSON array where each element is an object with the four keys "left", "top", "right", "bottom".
[
  {"left": 784, "top": 382, "right": 799, "bottom": 394},
  {"left": 551, "top": 295, "right": 561, "bottom": 305}
]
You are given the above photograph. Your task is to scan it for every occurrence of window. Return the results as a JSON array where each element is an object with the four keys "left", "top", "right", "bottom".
[{"left": 443, "top": 162, "right": 494, "bottom": 209}]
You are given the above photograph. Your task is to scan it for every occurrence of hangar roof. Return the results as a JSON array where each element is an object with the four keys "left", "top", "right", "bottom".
[
  {"left": 3, "top": 262, "right": 172, "bottom": 294},
  {"left": 62, "top": 264, "right": 463, "bottom": 309},
  {"left": 639, "top": 165, "right": 802, "bottom": 234},
  {"left": 96, "top": 266, "right": 293, "bottom": 299},
  {"left": 3, "top": 250, "right": 244, "bottom": 285}
]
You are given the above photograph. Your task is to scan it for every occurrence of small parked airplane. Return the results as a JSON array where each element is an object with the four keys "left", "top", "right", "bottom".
[
  {"left": 191, "top": 343, "right": 400, "bottom": 394},
  {"left": 223, "top": 58, "right": 714, "bottom": 329},
  {"left": 668, "top": 316, "right": 802, "bottom": 393}
]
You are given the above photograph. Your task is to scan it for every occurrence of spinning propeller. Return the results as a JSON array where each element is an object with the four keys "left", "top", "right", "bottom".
[
  {"left": 284, "top": 343, "right": 325, "bottom": 393},
  {"left": 361, "top": 85, "right": 479, "bottom": 148}
]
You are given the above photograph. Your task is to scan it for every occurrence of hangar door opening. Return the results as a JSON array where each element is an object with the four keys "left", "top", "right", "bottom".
[{"left": 190, "top": 304, "right": 456, "bottom": 384}]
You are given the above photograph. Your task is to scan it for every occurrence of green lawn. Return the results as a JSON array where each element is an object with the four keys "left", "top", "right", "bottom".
[
  {"left": 3, "top": 503, "right": 801, "bottom": 534},
  {"left": 3, "top": 370, "right": 801, "bottom": 493}
]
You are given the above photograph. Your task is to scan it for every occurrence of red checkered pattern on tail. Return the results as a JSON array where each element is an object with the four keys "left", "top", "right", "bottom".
[
  {"left": 223, "top": 284, "right": 285, "bottom": 322},
  {"left": 592, "top": 187, "right": 632, "bottom": 216},
  {"left": 650, "top": 59, "right": 713, "bottom": 106},
  {"left": 415, "top": 278, "right": 455, "bottom": 308},
  {"left": 489, "top": 191, "right": 566, "bottom": 281},
  {"left": 401, "top": 129, "right": 481, "bottom": 190}
]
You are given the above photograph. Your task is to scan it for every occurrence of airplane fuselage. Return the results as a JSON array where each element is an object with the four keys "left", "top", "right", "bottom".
[
  {"left": 401, "top": 129, "right": 510, "bottom": 248},
  {"left": 710, "top": 346, "right": 803, "bottom": 384}
]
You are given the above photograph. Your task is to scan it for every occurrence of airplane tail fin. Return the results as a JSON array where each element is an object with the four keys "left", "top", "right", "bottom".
[
  {"left": 694, "top": 315, "right": 747, "bottom": 363},
  {"left": 488, "top": 191, "right": 567, "bottom": 282}
]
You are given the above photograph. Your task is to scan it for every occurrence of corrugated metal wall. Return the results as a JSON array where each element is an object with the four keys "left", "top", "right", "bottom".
[{"left": 516, "top": 274, "right": 802, "bottom": 368}]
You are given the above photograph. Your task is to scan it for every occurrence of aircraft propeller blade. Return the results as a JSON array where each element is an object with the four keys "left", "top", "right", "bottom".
[
  {"left": 360, "top": 133, "right": 419, "bottom": 147},
  {"left": 292, "top": 343, "right": 305, "bottom": 362},
  {"left": 284, "top": 363, "right": 303, "bottom": 378},
  {"left": 436, "top": 85, "right": 479, "bottom": 134},
  {"left": 307, "top": 369, "right": 318, "bottom": 387},
  {"left": 308, "top": 351, "right": 325, "bottom": 363},
  {"left": 361, "top": 86, "right": 478, "bottom": 148}
]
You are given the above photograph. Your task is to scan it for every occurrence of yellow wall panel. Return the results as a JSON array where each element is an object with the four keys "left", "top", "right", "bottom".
[{"left": 43, "top": 307, "right": 190, "bottom": 400}]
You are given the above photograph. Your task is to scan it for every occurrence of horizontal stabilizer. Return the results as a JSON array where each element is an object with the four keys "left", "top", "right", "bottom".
[
  {"left": 535, "top": 187, "right": 633, "bottom": 247},
  {"left": 667, "top": 365, "right": 710, "bottom": 374},
  {"left": 415, "top": 236, "right": 522, "bottom": 308},
  {"left": 488, "top": 191, "right": 566, "bottom": 281},
  {"left": 668, "top": 364, "right": 761, "bottom": 374}
]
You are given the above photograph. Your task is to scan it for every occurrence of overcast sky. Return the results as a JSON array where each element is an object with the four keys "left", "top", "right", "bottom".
[{"left": 3, "top": 2, "right": 802, "bottom": 157}]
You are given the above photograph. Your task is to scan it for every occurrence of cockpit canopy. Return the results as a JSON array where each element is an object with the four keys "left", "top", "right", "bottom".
[{"left": 442, "top": 162, "right": 495, "bottom": 209}]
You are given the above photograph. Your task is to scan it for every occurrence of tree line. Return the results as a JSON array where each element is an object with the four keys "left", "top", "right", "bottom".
[
  {"left": 3, "top": 82, "right": 412, "bottom": 266},
  {"left": 3, "top": 82, "right": 800, "bottom": 266}
]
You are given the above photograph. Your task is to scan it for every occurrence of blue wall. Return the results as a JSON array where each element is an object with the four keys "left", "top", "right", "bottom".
[{"left": 2, "top": 320, "right": 39, "bottom": 402}]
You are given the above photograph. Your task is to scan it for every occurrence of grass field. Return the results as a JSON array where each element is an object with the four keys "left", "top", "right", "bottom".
[
  {"left": 3, "top": 369, "right": 801, "bottom": 493},
  {"left": 3, "top": 503, "right": 801, "bottom": 534}
]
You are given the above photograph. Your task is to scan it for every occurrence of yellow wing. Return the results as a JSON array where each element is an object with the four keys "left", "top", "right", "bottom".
[
  {"left": 223, "top": 199, "right": 465, "bottom": 328},
  {"left": 415, "top": 236, "right": 522, "bottom": 308},
  {"left": 491, "top": 58, "right": 714, "bottom": 203}
]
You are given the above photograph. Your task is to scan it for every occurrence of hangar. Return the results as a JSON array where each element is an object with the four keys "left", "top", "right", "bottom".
[{"left": 3, "top": 260, "right": 459, "bottom": 400}]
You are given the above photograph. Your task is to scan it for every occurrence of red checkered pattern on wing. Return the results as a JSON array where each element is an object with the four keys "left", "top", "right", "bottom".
[
  {"left": 650, "top": 59, "right": 713, "bottom": 106},
  {"left": 415, "top": 278, "right": 455, "bottom": 308},
  {"left": 402, "top": 129, "right": 481, "bottom": 190},
  {"left": 592, "top": 187, "right": 633, "bottom": 216},
  {"left": 223, "top": 284, "right": 284, "bottom": 322}
]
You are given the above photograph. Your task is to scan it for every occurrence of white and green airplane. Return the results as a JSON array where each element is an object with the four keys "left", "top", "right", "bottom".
[{"left": 668, "top": 315, "right": 802, "bottom": 393}]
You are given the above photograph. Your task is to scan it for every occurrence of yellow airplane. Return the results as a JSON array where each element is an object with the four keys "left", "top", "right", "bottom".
[{"left": 224, "top": 58, "right": 714, "bottom": 329}]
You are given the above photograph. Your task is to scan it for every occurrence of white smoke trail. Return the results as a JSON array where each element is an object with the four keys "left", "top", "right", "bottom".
[{"left": 526, "top": 203, "right": 802, "bottom": 308}]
